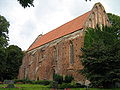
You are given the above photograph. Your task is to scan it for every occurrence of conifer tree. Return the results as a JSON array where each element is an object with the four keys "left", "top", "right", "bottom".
[{"left": 80, "top": 25, "right": 120, "bottom": 88}]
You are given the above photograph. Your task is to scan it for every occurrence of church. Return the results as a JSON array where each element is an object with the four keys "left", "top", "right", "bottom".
[{"left": 18, "top": 3, "right": 110, "bottom": 83}]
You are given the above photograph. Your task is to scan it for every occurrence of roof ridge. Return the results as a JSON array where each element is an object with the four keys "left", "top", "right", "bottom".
[{"left": 42, "top": 11, "right": 91, "bottom": 37}]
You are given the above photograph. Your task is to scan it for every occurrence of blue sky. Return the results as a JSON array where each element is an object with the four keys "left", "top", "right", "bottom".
[{"left": 0, "top": 0, "right": 120, "bottom": 50}]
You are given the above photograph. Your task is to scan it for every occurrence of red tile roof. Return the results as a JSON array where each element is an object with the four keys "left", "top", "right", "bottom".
[{"left": 28, "top": 11, "right": 91, "bottom": 51}]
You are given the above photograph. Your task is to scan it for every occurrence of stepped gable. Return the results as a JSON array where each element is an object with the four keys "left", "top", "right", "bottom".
[{"left": 28, "top": 11, "right": 91, "bottom": 51}]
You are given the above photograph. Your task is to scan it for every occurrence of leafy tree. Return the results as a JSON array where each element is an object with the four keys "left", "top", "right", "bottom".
[
  {"left": 0, "top": 15, "right": 9, "bottom": 48},
  {"left": 0, "top": 15, "right": 9, "bottom": 81},
  {"left": 5, "top": 45, "right": 24, "bottom": 80},
  {"left": 80, "top": 13, "right": 120, "bottom": 88},
  {"left": 107, "top": 13, "right": 120, "bottom": 29},
  {"left": 0, "top": 15, "right": 24, "bottom": 81},
  {"left": 17, "top": 0, "right": 34, "bottom": 8},
  {"left": 80, "top": 25, "right": 120, "bottom": 88},
  {"left": 0, "top": 47, "right": 7, "bottom": 81},
  {"left": 107, "top": 13, "right": 120, "bottom": 40}
]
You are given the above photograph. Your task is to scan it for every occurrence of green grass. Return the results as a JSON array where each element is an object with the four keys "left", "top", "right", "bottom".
[
  {"left": 0, "top": 84, "right": 50, "bottom": 90},
  {"left": 0, "top": 84, "right": 120, "bottom": 90},
  {"left": 72, "top": 88, "right": 120, "bottom": 90}
]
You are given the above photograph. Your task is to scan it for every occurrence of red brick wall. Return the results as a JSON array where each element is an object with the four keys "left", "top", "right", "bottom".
[{"left": 18, "top": 30, "right": 85, "bottom": 82}]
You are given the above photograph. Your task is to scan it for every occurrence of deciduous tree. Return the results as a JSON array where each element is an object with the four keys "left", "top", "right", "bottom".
[
  {"left": 0, "top": 15, "right": 24, "bottom": 81},
  {"left": 0, "top": 15, "right": 9, "bottom": 48},
  {"left": 17, "top": 0, "right": 34, "bottom": 8},
  {"left": 5, "top": 45, "right": 24, "bottom": 80},
  {"left": 0, "top": 15, "right": 9, "bottom": 81}
]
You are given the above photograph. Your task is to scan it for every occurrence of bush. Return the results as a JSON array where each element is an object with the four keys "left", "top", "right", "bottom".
[
  {"left": 14, "top": 79, "right": 51, "bottom": 85},
  {"left": 53, "top": 74, "right": 63, "bottom": 84},
  {"left": 24, "top": 79, "right": 33, "bottom": 84},
  {"left": 6, "top": 84, "right": 15, "bottom": 88},
  {"left": 34, "top": 80, "right": 51, "bottom": 85},
  {"left": 64, "top": 75, "right": 74, "bottom": 83},
  {"left": 58, "top": 82, "right": 76, "bottom": 89},
  {"left": 59, "top": 83, "right": 71, "bottom": 89},
  {"left": 75, "top": 83, "right": 87, "bottom": 88},
  {"left": 49, "top": 81, "right": 58, "bottom": 88},
  {"left": 58, "top": 82, "right": 88, "bottom": 89},
  {"left": 58, "top": 82, "right": 87, "bottom": 89},
  {"left": 14, "top": 79, "right": 33, "bottom": 84}
]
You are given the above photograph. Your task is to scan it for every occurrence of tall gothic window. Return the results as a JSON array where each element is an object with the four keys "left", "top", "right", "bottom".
[
  {"left": 70, "top": 41, "right": 74, "bottom": 64},
  {"left": 53, "top": 46, "right": 57, "bottom": 64}
]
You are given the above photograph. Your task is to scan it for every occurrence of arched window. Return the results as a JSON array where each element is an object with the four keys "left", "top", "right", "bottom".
[
  {"left": 53, "top": 46, "right": 57, "bottom": 64},
  {"left": 70, "top": 41, "right": 74, "bottom": 64}
]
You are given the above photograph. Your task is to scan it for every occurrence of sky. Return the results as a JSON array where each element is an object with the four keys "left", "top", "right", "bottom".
[{"left": 0, "top": 0, "right": 120, "bottom": 50}]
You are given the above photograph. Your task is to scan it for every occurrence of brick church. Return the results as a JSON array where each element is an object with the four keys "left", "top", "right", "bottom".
[{"left": 18, "top": 3, "right": 110, "bottom": 83}]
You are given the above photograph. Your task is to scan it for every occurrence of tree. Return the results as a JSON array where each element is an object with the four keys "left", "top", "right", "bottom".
[
  {"left": 0, "top": 15, "right": 9, "bottom": 81},
  {"left": 5, "top": 45, "right": 24, "bottom": 80},
  {"left": 107, "top": 13, "right": 120, "bottom": 29},
  {"left": 80, "top": 25, "right": 120, "bottom": 88},
  {"left": 80, "top": 13, "right": 120, "bottom": 88},
  {"left": 107, "top": 13, "right": 120, "bottom": 39},
  {"left": 0, "top": 15, "right": 24, "bottom": 81},
  {"left": 0, "top": 47, "right": 7, "bottom": 81},
  {"left": 0, "top": 15, "right": 9, "bottom": 48},
  {"left": 17, "top": 0, "right": 34, "bottom": 8}
]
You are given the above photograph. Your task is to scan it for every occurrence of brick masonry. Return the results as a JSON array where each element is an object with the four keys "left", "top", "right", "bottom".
[{"left": 18, "top": 3, "right": 110, "bottom": 83}]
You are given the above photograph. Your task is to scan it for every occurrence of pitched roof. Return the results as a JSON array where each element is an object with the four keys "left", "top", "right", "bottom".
[{"left": 28, "top": 11, "right": 91, "bottom": 51}]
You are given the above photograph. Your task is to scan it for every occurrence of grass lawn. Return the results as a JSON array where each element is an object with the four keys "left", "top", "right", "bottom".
[
  {"left": 0, "top": 84, "right": 50, "bottom": 90},
  {"left": 0, "top": 84, "right": 120, "bottom": 90},
  {"left": 72, "top": 88, "right": 120, "bottom": 90}
]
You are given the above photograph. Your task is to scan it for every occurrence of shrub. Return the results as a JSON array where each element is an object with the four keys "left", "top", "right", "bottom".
[
  {"left": 53, "top": 74, "right": 63, "bottom": 84},
  {"left": 14, "top": 79, "right": 33, "bottom": 84},
  {"left": 64, "top": 75, "right": 74, "bottom": 83},
  {"left": 14, "top": 79, "right": 51, "bottom": 85},
  {"left": 6, "top": 84, "right": 15, "bottom": 88},
  {"left": 58, "top": 82, "right": 76, "bottom": 89},
  {"left": 58, "top": 82, "right": 87, "bottom": 89},
  {"left": 16, "top": 82, "right": 23, "bottom": 84},
  {"left": 24, "top": 79, "right": 33, "bottom": 84},
  {"left": 34, "top": 80, "right": 51, "bottom": 85},
  {"left": 75, "top": 83, "right": 87, "bottom": 88},
  {"left": 59, "top": 83, "right": 71, "bottom": 89},
  {"left": 49, "top": 81, "right": 58, "bottom": 88}
]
